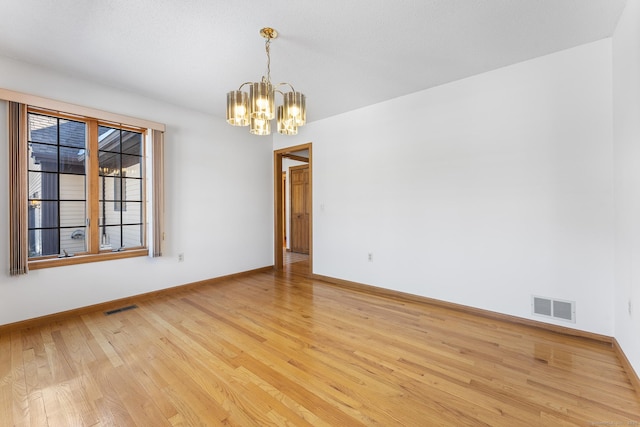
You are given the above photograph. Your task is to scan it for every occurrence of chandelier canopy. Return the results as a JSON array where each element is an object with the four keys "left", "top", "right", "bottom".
[{"left": 226, "top": 27, "right": 306, "bottom": 136}]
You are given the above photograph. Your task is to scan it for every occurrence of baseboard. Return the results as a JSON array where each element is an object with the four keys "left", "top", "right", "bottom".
[
  {"left": 311, "top": 273, "right": 613, "bottom": 344},
  {"left": 613, "top": 338, "right": 640, "bottom": 398},
  {"left": 0, "top": 265, "right": 274, "bottom": 335}
]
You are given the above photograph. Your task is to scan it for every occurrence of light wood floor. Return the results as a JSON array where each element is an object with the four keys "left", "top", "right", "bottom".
[
  {"left": 1, "top": 270, "right": 639, "bottom": 426},
  {"left": 284, "top": 250, "right": 310, "bottom": 277}
]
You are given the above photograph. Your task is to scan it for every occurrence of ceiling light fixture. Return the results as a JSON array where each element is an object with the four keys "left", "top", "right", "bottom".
[{"left": 226, "top": 27, "right": 306, "bottom": 136}]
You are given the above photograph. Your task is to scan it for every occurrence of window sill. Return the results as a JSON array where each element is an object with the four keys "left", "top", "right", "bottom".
[{"left": 28, "top": 248, "right": 149, "bottom": 270}]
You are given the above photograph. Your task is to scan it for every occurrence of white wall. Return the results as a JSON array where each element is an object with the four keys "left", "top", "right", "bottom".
[
  {"left": 276, "top": 39, "right": 615, "bottom": 336},
  {"left": 0, "top": 56, "right": 274, "bottom": 325},
  {"left": 613, "top": 1, "right": 640, "bottom": 377}
]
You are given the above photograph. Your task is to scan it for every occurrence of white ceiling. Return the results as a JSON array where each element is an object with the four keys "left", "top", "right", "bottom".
[{"left": 0, "top": 0, "right": 627, "bottom": 123}]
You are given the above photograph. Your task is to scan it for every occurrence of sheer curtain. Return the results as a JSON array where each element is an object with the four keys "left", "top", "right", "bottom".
[{"left": 8, "top": 101, "right": 28, "bottom": 275}]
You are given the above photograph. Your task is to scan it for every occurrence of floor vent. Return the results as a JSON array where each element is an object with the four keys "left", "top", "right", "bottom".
[
  {"left": 105, "top": 304, "right": 138, "bottom": 316},
  {"left": 532, "top": 296, "right": 575, "bottom": 323}
]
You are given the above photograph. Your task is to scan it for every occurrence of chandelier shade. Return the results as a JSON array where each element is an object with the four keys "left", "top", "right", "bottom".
[
  {"left": 283, "top": 91, "right": 306, "bottom": 126},
  {"left": 250, "top": 117, "right": 271, "bottom": 136},
  {"left": 226, "top": 90, "right": 249, "bottom": 126},
  {"left": 277, "top": 106, "right": 298, "bottom": 135},
  {"left": 226, "top": 28, "right": 307, "bottom": 136},
  {"left": 249, "top": 82, "right": 275, "bottom": 120}
]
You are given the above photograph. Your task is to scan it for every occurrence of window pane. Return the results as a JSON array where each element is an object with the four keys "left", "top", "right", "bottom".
[
  {"left": 98, "top": 126, "right": 120, "bottom": 152},
  {"left": 124, "top": 178, "right": 142, "bottom": 202},
  {"left": 29, "top": 228, "right": 59, "bottom": 257},
  {"left": 28, "top": 172, "right": 58, "bottom": 201},
  {"left": 122, "top": 224, "right": 142, "bottom": 247},
  {"left": 122, "top": 201, "right": 142, "bottom": 224},
  {"left": 28, "top": 114, "right": 57, "bottom": 144},
  {"left": 122, "top": 131, "right": 142, "bottom": 155},
  {"left": 61, "top": 228, "right": 86, "bottom": 253},
  {"left": 101, "top": 226, "right": 121, "bottom": 249},
  {"left": 99, "top": 151, "right": 121, "bottom": 175},
  {"left": 28, "top": 143, "right": 58, "bottom": 172},
  {"left": 29, "top": 201, "right": 58, "bottom": 228},
  {"left": 99, "top": 176, "right": 119, "bottom": 201},
  {"left": 59, "top": 119, "right": 85, "bottom": 149},
  {"left": 122, "top": 154, "right": 141, "bottom": 178},
  {"left": 100, "top": 202, "right": 121, "bottom": 225},
  {"left": 60, "top": 201, "right": 86, "bottom": 227},
  {"left": 59, "top": 174, "right": 86, "bottom": 200},
  {"left": 60, "top": 147, "right": 85, "bottom": 174},
  {"left": 98, "top": 125, "right": 112, "bottom": 138},
  {"left": 114, "top": 176, "right": 124, "bottom": 211}
]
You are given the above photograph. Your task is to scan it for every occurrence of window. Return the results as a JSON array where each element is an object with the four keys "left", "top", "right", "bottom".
[
  {"left": 27, "top": 109, "right": 145, "bottom": 259},
  {"left": 6, "top": 92, "right": 165, "bottom": 275},
  {"left": 98, "top": 125, "right": 143, "bottom": 250},
  {"left": 28, "top": 112, "right": 88, "bottom": 257}
]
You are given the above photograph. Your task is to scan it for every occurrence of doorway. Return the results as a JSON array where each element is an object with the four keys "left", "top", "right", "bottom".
[{"left": 274, "top": 143, "right": 312, "bottom": 275}]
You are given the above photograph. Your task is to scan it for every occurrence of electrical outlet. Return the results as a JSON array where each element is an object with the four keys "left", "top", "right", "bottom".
[
  {"left": 178, "top": 253, "right": 184, "bottom": 262},
  {"left": 368, "top": 253, "right": 373, "bottom": 262},
  {"left": 629, "top": 300, "right": 633, "bottom": 316}
]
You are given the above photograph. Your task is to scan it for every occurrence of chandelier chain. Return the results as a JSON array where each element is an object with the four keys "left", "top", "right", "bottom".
[{"left": 264, "top": 38, "right": 271, "bottom": 84}]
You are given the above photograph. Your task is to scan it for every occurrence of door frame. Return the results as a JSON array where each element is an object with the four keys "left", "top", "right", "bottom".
[{"left": 274, "top": 142, "right": 312, "bottom": 272}]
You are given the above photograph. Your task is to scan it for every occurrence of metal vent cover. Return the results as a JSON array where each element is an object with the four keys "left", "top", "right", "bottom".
[
  {"left": 532, "top": 296, "right": 575, "bottom": 323},
  {"left": 105, "top": 304, "right": 138, "bottom": 315},
  {"left": 533, "top": 297, "right": 552, "bottom": 316}
]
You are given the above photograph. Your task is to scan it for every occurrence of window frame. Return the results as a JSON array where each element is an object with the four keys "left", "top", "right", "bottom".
[{"left": 26, "top": 107, "right": 149, "bottom": 269}]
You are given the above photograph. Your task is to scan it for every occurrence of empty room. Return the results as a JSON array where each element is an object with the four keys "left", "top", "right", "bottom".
[{"left": 0, "top": 0, "right": 639, "bottom": 425}]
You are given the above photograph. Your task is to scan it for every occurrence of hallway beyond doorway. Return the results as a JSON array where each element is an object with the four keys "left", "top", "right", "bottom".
[{"left": 284, "top": 250, "right": 309, "bottom": 276}]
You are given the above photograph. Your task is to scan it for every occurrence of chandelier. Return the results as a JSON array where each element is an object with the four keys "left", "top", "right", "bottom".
[{"left": 226, "top": 27, "right": 306, "bottom": 136}]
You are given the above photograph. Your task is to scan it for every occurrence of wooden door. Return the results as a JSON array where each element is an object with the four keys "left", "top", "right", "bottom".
[
  {"left": 290, "top": 165, "right": 310, "bottom": 254},
  {"left": 282, "top": 171, "right": 287, "bottom": 248}
]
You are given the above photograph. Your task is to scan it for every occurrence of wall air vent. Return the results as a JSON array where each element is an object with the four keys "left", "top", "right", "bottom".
[
  {"left": 532, "top": 296, "right": 575, "bottom": 323},
  {"left": 104, "top": 304, "right": 138, "bottom": 316}
]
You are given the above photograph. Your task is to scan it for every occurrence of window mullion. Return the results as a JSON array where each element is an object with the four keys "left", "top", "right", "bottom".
[
  {"left": 56, "top": 117, "right": 62, "bottom": 256},
  {"left": 87, "top": 120, "right": 100, "bottom": 254}
]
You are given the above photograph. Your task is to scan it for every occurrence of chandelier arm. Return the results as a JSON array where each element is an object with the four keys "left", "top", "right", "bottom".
[
  {"left": 274, "top": 82, "right": 296, "bottom": 92},
  {"left": 237, "top": 82, "right": 254, "bottom": 91}
]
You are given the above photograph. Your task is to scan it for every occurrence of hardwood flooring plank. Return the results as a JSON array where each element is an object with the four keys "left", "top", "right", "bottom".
[
  {"left": 233, "top": 352, "right": 369, "bottom": 426},
  {"left": 81, "top": 317, "right": 125, "bottom": 369},
  {"left": 0, "top": 332, "right": 15, "bottom": 427},
  {"left": 22, "top": 347, "right": 48, "bottom": 427},
  {"left": 234, "top": 366, "right": 328, "bottom": 427},
  {"left": 10, "top": 331, "right": 30, "bottom": 426}
]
